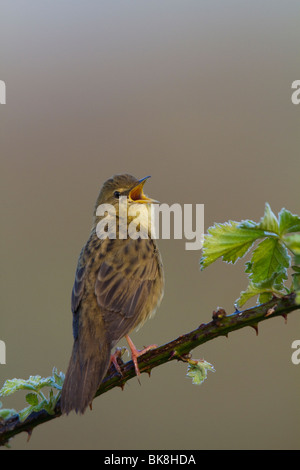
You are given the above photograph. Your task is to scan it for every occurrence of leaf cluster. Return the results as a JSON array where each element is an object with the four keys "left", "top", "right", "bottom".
[
  {"left": 200, "top": 204, "right": 300, "bottom": 307},
  {"left": 0, "top": 368, "right": 64, "bottom": 422}
]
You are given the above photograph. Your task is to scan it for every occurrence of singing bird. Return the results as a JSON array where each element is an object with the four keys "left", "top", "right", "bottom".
[{"left": 60, "top": 174, "right": 164, "bottom": 414}]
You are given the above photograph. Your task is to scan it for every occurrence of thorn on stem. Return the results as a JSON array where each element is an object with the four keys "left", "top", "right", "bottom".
[
  {"left": 250, "top": 324, "right": 259, "bottom": 336},
  {"left": 26, "top": 428, "right": 33, "bottom": 443}
]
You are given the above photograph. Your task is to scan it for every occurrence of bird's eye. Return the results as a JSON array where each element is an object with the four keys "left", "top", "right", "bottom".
[{"left": 114, "top": 191, "right": 121, "bottom": 199}]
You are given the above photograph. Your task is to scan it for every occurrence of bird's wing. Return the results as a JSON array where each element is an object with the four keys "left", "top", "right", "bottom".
[
  {"left": 71, "top": 247, "right": 87, "bottom": 340},
  {"left": 95, "top": 237, "right": 163, "bottom": 345},
  {"left": 71, "top": 265, "right": 85, "bottom": 314}
]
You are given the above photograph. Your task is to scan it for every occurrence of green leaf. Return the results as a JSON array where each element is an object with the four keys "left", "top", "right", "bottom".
[
  {"left": 25, "top": 393, "right": 39, "bottom": 406},
  {"left": 200, "top": 221, "right": 266, "bottom": 269},
  {"left": 237, "top": 282, "right": 266, "bottom": 307},
  {"left": 0, "top": 369, "right": 64, "bottom": 425},
  {"left": 278, "top": 208, "right": 300, "bottom": 235},
  {"left": 0, "top": 407, "right": 17, "bottom": 420},
  {"left": 0, "top": 378, "right": 37, "bottom": 397},
  {"left": 272, "top": 270, "right": 288, "bottom": 290},
  {"left": 294, "top": 254, "right": 300, "bottom": 265},
  {"left": 257, "top": 292, "right": 273, "bottom": 304},
  {"left": 237, "top": 273, "right": 285, "bottom": 307},
  {"left": 283, "top": 234, "right": 300, "bottom": 255},
  {"left": 258, "top": 203, "right": 279, "bottom": 234},
  {"left": 52, "top": 368, "right": 65, "bottom": 390},
  {"left": 247, "top": 238, "right": 290, "bottom": 284},
  {"left": 0, "top": 401, "right": 17, "bottom": 421},
  {"left": 18, "top": 406, "right": 34, "bottom": 423},
  {"left": 186, "top": 359, "right": 215, "bottom": 385},
  {"left": 292, "top": 272, "right": 300, "bottom": 291},
  {"left": 0, "top": 370, "right": 64, "bottom": 399}
]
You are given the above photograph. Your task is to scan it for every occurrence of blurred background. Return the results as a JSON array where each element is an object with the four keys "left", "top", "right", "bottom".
[{"left": 1, "top": 0, "right": 299, "bottom": 450}]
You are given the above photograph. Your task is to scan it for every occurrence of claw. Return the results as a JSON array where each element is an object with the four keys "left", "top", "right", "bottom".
[{"left": 110, "top": 347, "right": 127, "bottom": 376}]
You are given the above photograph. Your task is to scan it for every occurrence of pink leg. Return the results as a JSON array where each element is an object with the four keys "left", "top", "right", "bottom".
[
  {"left": 110, "top": 348, "right": 125, "bottom": 376},
  {"left": 125, "top": 335, "right": 157, "bottom": 377}
]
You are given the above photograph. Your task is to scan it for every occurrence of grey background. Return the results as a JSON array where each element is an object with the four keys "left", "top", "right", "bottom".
[{"left": 1, "top": 0, "right": 299, "bottom": 450}]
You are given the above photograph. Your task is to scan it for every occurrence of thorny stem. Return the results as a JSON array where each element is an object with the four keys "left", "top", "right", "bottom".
[{"left": 0, "top": 292, "right": 299, "bottom": 446}]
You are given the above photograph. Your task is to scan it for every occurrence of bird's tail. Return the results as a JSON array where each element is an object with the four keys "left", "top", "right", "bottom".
[{"left": 60, "top": 335, "right": 111, "bottom": 414}]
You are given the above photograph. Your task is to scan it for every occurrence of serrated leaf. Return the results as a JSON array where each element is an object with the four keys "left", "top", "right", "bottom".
[
  {"left": 248, "top": 238, "right": 290, "bottom": 284},
  {"left": 278, "top": 208, "right": 300, "bottom": 235},
  {"left": 237, "top": 273, "right": 285, "bottom": 307},
  {"left": 186, "top": 360, "right": 215, "bottom": 385},
  {"left": 238, "top": 219, "right": 260, "bottom": 230},
  {"left": 0, "top": 372, "right": 63, "bottom": 399},
  {"left": 0, "top": 379, "right": 37, "bottom": 397},
  {"left": 52, "top": 368, "right": 65, "bottom": 389},
  {"left": 27, "top": 376, "right": 56, "bottom": 391},
  {"left": 25, "top": 393, "right": 39, "bottom": 406},
  {"left": 200, "top": 221, "right": 266, "bottom": 269},
  {"left": 283, "top": 234, "right": 300, "bottom": 255},
  {"left": 237, "top": 282, "right": 265, "bottom": 307},
  {"left": 272, "top": 270, "right": 288, "bottom": 290},
  {"left": 0, "top": 369, "right": 64, "bottom": 424},
  {"left": 258, "top": 203, "right": 279, "bottom": 234}
]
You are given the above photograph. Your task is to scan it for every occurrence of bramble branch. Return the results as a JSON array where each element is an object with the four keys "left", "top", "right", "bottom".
[{"left": 0, "top": 292, "right": 299, "bottom": 446}]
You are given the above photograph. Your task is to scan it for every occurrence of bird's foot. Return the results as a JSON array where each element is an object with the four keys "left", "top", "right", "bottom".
[
  {"left": 125, "top": 335, "right": 157, "bottom": 378},
  {"left": 110, "top": 347, "right": 127, "bottom": 376}
]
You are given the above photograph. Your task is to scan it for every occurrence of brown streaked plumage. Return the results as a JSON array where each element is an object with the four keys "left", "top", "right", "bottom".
[{"left": 60, "top": 174, "right": 164, "bottom": 414}]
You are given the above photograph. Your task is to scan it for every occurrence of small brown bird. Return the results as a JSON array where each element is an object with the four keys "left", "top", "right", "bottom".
[{"left": 60, "top": 174, "right": 164, "bottom": 414}]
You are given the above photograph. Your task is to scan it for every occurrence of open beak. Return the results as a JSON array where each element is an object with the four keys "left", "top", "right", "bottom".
[{"left": 129, "top": 176, "right": 159, "bottom": 204}]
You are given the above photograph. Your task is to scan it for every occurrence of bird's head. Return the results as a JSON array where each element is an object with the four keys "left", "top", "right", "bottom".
[{"left": 94, "top": 174, "right": 157, "bottom": 215}]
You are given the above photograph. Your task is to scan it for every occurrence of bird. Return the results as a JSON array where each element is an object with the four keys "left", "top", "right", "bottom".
[{"left": 60, "top": 174, "right": 164, "bottom": 414}]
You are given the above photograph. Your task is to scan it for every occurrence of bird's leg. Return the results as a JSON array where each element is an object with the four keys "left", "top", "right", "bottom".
[
  {"left": 110, "top": 347, "right": 127, "bottom": 376},
  {"left": 125, "top": 334, "right": 157, "bottom": 377}
]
